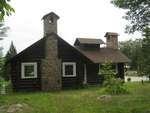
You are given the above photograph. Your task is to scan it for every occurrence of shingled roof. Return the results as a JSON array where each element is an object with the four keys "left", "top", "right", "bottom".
[
  {"left": 74, "top": 38, "right": 105, "bottom": 46},
  {"left": 104, "top": 32, "right": 119, "bottom": 37},
  {"left": 76, "top": 47, "right": 131, "bottom": 63},
  {"left": 42, "top": 12, "right": 59, "bottom": 20}
]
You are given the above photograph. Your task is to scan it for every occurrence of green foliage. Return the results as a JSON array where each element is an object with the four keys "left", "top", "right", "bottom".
[
  {"left": 127, "top": 77, "right": 131, "bottom": 82},
  {"left": 99, "top": 61, "right": 128, "bottom": 94},
  {"left": 0, "top": 76, "right": 5, "bottom": 85},
  {"left": 5, "top": 41, "right": 17, "bottom": 61},
  {"left": 105, "top": 78, "right": 129, "bottom": 94},
  {"left": 0, "top": 22, "right": 10, "bottom": 38},
  {"left": 137, "top": 38, "right": 150, "bottom": 77},
  {"left": 0, "top": 76, "right": 10, "bottom": 86},
  {"left": 0, "top": 0, "right": 15, "bottom": 21},
  {"left": 119, "top": 38, "right": 142, "bottom": 70},
  {"left": 2, "top": 41, "right": 17, "bottom": 80},
  {"left": 0, "top": 48, "right": 5, "bottom": 77},
  {"left": 111, "top": 0, "right": 150, "bottom": 38},
  {"left": 99, "top": 61, "right": 116, "bottom": 80}
]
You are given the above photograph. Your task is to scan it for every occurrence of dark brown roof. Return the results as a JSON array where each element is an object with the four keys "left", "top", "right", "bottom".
[
  {"left": 104, "top": 32, "right": 119, "bottom": 37},
  {"left": 42, "top": 12, "right": 59, "bottom": 20},
  {"left": 76, "top": 47, "right": 131, "bottom": 63},
  {"left": 74, "top": 38, "right": 105, "bottom": 46}
]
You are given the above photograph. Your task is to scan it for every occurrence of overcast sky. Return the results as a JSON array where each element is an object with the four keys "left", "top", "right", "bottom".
[{"left": 1, "top": 0, "right": 141, "bottom": 54}]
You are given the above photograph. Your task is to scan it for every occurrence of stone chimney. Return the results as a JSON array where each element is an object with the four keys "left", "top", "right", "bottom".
[
  {"left": 41, "top": 12, "right": 62, "bottom": 91},
  {"left": 104, "top": 32, "right": 119, "bottom": 49},
  {"left": 42, "top": 12, "right": 59, "bottom": 36}
]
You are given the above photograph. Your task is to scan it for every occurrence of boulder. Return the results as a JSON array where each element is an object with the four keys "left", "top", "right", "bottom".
[
  {"left": 0, "top": 106, "right": 7, "bottom": 112},
  {"left": 97, "top": 95, "right": 112, "bottom": 100},
  {"left": 7, "top": 103, "right": 29, "bottom": 113}
]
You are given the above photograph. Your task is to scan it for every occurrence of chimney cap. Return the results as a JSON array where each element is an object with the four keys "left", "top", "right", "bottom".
[
  {"left": 42, "top": 12, "right": 59, "bottom": 20},
  {"left": 104, "top": 32, "right": 119, "bottom": 37}
]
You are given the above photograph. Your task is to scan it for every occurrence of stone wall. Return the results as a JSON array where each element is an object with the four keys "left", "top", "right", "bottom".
[{"left": 41, "top": 35, "right": 62, "bottom": 91}]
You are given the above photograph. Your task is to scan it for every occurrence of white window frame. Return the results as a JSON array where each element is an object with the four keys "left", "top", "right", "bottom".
[
  {"left": 62, "top": 62, "right": 76, "bottom": 77},
  {"left": 21, "top": 62, "right": 37, "bottom": 79}
]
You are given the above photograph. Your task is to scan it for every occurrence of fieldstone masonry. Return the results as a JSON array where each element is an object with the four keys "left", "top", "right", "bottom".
[
  {"left": 106, "top": 35, "right": 118, "bottom": 49},
  {"left": 41, "top": 35, "right": 62, "bottom": 91}
]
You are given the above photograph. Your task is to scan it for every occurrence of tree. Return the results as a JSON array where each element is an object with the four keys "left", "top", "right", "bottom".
[
  {"left": 137, "top": 38, "right": 150, "bottom": 80},
  {"left": 0, "top": 0, "right": 15, "bottom": 21},
  {"left": 111, "top": 0, "right": 150, "bottom": 80},
  {"left": 119, "top": 38, "right": 142, "bottom": 70},
  {"left": 5, "top": 41, "right": 17, "bottom": 61},
  {"left": 98, "top": 61, "right": 128, "bottom": 94},
  {"left": 0, "top": 48, "right": 5, "bottom": 77},
  {"left": 111, "top": 0, "right": 150, "bottom": 37},
  {"left": 2, "top": 41, "right": 17, "bottom": 80},
  {"left": 0, "top": 22, "right": 10, "bottom": 39}
]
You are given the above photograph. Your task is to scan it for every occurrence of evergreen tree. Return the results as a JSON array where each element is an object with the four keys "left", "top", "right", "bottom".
[
  {"left": 5, "top": 41, "right": 17, "bottom": 61},
  {"left": 3, "top": 41, "right": 17, "bottom": 80}
]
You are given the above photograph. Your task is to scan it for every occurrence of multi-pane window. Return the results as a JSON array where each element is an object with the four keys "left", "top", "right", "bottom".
[
  {"left": 21, "top": 63, "right": 37, "bottom": 79},
  {"left": 62, "top": 62, "right": 76, "bottom": 77}
]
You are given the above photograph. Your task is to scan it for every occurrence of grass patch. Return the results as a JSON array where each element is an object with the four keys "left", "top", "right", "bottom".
[{"left": 0, "top": 82, "right": 150, "bottom": 113}]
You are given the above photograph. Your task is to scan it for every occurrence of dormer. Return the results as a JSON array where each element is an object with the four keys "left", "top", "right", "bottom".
[
  {"left": 42, "top": 12, "right": 59, "bottom": 36},
  {"left": 74, "top": 38, "right": 105, "bottom": 50}
]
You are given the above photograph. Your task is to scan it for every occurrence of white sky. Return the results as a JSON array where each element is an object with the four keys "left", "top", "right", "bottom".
[{"left": 1, "top": 0, "right": 141, "bottom": 54}]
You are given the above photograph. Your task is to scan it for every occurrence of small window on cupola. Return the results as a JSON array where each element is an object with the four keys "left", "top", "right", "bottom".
[{"left": 48, "top": 17, "right": 53, "bottom": 24}]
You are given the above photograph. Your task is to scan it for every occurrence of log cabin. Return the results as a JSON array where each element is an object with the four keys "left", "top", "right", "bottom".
[{"left": 6, "top": 12, "right": 130, "bottom": 91}]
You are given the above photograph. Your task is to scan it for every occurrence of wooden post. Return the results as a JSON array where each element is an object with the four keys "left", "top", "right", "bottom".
[{"left": 83, "top": 64, "right": 87, "bottom": 84}]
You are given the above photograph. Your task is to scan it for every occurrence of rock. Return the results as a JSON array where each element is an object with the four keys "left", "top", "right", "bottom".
[
  {"left": 147, "top": 109, "right": 150, "bottom": 113},
  {"left": 97, "top": 95, "right": 112, "bottom": 100},
  {"left": 0, "top": 106, "right": 7, "bottom": 111},
  {"left": 7, "top": 103, "right": 29, "bottom": 113}
]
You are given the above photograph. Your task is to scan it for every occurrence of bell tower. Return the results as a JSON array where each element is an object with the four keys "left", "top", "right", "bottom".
[{"left": 42, "top": 12, "right": 59, "bottom": 36}]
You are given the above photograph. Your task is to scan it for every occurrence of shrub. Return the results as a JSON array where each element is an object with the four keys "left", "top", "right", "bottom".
[
  {"left": 99, "top": 61, "right": 129, "bottom": 95},
  {"left": 0, "top": 76, "right": 12, "bottom": 93},
  {"left": 105, "top": 78, "right": 129, "bottom": 95},
  {"left": 0, "top": 76, "right": 5, "bottom": 86},
  {"left": 127, "top": 77, "right": 131, "bottom": 82}
]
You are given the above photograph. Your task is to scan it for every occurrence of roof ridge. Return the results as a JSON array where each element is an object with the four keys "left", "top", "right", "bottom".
[{"left": 77, "top": 38, "right": 103, "bottom": 40}]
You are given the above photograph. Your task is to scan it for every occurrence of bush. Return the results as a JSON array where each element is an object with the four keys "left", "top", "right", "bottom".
[
  {"left": 127, "top": 77, "right": 131, "bottom": 82},
  {"left": 0, "top": 76, "right": 5, "bottom": 86},
  {"left": 105, "top": 78, "right": 129, "bottom": 95},
  {"left": 0, "top": 76, "right": 12, "bottom": 93},
  {"left": 99, "top": 61, "right": 129, "bottom": 95}
]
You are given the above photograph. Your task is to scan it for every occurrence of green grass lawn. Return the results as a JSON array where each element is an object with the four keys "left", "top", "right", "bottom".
[{"left": 1, "top": 82, "right": 150, "bottom": 113}]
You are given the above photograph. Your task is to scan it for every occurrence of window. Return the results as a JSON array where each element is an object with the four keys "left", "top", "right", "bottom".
[
  {"left": 62, "top": 62, "right": 76, "bottom": 77},
  {"left": 21, "top": 62, "right": 37, "bottom": 79}
]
